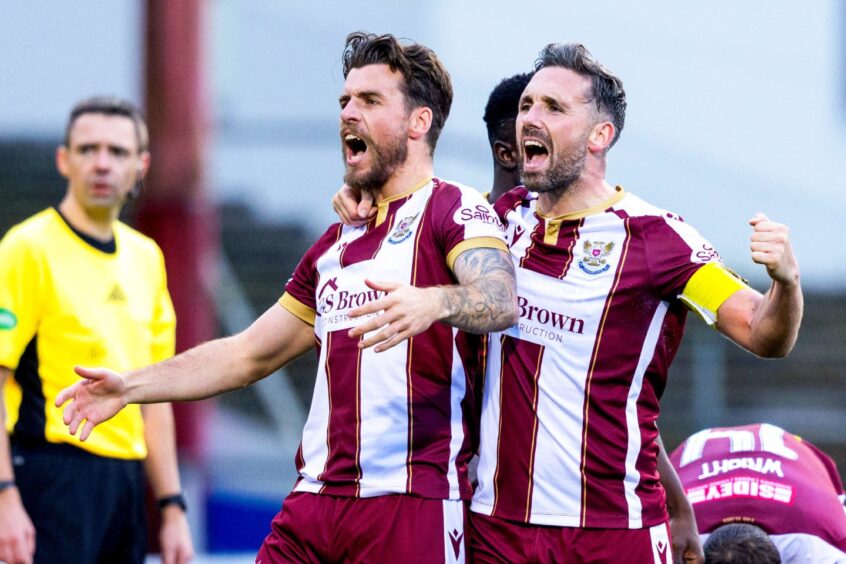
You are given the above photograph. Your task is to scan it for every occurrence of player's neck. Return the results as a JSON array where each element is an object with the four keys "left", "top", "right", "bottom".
[
  {"left": 536, "top": 154, "right": 615, "bottom": 216},
  {"left": 374, "top": 154, "right": 434, "bottom": 201},
  {"left": 58, "top": 196, "right": 117, "bottom": 242},
  {"left": 536, "top": 178, "right": 616, "bottom": 218}
]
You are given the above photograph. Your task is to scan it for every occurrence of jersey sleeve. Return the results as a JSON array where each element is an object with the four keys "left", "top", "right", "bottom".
[
  {"left": 279, "top": 224, "right": 342, "bottom": 327},
  {"left": 679, "top": 263, "right": 749, "bottom": 325},
  {"left": 432, "top": 184, "right": 508, "bottom": 272},
  {"left": 0, "top": 230, "right": 44, "bottom": 370},
  {"left": 150, "top": 245, "right": 176, "bottom": 363},
  {"left": 642, "top": 216, "right": 746, "bottom": 323}
]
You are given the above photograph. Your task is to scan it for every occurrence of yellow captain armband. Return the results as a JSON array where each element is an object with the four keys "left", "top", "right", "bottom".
[
  {"left": 279, "top": 292, "right": 316, "bottom": 326},
  {"left": 678, "top": 263, "right": 748, "bottom": 325}
]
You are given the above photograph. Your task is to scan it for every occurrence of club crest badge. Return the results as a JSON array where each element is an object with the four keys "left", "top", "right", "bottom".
[
  {"left": 388, "top": 213, "right": 419, "bottom": 244},
  {"left": 578, "top": 240, "right": 615, "bottom": 274}
]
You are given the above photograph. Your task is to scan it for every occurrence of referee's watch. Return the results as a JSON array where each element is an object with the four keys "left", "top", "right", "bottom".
[
  {"left": 0, "top": 480, "right": 15, "bottom": 492},
  {"left": 157, "top": 492, "right": 187, "bottom": 513}
]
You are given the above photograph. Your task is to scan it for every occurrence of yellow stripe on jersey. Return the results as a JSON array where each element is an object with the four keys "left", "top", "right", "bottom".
[
  {"left": 543, "top": 219, "right": 562, "bottom": 245},
  {"left": 374, "top": 177, "right": 432, "bottom": 227},
  {"left": 679, "top": 262, "right": 748, "bottom": 325},
  {"left": 446, "top": 237, "right": 509, "bottom": 273},
  {"left": 536, "top": 186, "right": 626, "bottom": 223},
  {"left": 279, "top": 292, "right": 316, "bottom": 326}
]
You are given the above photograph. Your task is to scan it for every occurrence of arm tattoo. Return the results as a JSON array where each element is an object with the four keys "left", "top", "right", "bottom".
[{"left": 441, "top": 247, "right": 518, "bottom": 333}]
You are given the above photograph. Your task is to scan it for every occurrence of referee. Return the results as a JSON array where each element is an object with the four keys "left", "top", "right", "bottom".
[{"left": 0, "top": 97, "right": 193, "bottom": 564}]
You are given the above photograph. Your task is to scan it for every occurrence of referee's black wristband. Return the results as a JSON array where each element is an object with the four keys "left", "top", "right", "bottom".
[
  {"left": 157, "top": 493, "right": 187, "bottom": 513},
  {"left": 0, "top": 480, "right": 15, "bottom": 492}
]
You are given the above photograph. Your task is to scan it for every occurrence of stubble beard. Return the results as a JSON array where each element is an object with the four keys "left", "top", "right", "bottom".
[
  {"left": 521, "top": 133, "right": 589, "bottom": 195},
  {"left": 344, "top": 130, "right": 409, "bottom": 193}
]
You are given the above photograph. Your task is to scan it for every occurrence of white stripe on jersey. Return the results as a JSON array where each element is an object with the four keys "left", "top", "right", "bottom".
[
  {"left": 446, "top": 339, "right": 468, "bottom": 494},
  {"left": 358, "top": 334, "right": 411, "bottom": 494},
  {"left": 624, "top": 302, "right": 668, "bottom": 528}
]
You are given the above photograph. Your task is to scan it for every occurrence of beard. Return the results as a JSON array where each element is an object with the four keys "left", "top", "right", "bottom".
[
  {"left": 343, "top": 128, "right": 409, "bottom": 193},
  {"left": 520, "top": 131, "right": 589, "bottom": 195}
]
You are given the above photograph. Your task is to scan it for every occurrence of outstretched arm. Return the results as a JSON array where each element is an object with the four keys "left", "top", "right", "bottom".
[
  {"left": 657, "top": 434, "right": 703, "bottom": 564},
  {"left": 56, "top": 303, "right": 314, "bottom": 441},
  {"left": 715, "top": 213, "right": 802, "bottom": 357},
  {"left": 348, "top": 246, "right": 518, "bottom": 352}
]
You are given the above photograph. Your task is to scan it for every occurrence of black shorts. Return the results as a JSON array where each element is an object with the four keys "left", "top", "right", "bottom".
[{"left": 11, "top": 438, "right": 146, "bottom": 564}]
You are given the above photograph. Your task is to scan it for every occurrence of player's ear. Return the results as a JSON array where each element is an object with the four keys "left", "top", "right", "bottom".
[
  {"left": 408, "top": 106, "right": 432, "bottom": 141},
  {"left": 56, "top": 146, "right": 70, "bottom": 178},
  {"left": 137, "top": 151, "right": 151, "bottom": 180},
  {"left": 494, "top": 140, "right": 518, "bottom": 170},
  {"left": 588, "top": 121, "right": 614, "bottom": 154}
]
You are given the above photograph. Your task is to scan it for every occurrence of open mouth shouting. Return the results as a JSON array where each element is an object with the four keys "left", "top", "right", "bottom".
[
  {"left": 343, "top": 132, "right": 368, "bottom": 167},
  {"left": 521, "top": 137, "right": 550, "bottom": 173}
]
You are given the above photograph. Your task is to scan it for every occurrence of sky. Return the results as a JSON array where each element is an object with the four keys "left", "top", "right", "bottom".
[{"left": 1, "top": 1, "right": 844, "bottom": 289}]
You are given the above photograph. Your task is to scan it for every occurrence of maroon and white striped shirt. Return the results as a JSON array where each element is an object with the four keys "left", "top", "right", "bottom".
[
  {"left": 472, "top": 186, "right": 727, "bottom": 528},
  {"left": 671, "top": 424, "right": 846, "bottom": 561},
  {"left": 281, "top": 177, "right": 506, "bottom": 500}
]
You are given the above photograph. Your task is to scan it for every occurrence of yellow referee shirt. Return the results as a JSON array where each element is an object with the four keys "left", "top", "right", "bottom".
[{"left": 0, "top": 208, "right": 175, "bottom": 459}]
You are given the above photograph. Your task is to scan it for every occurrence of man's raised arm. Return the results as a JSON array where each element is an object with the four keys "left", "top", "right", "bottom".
[{"left": 715, "top": 213, "right": 802, "bottom": 358}]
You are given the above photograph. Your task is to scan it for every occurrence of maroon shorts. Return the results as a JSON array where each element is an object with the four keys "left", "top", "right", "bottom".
[
  {"left": 257, "top": 492, "right": 468, "bottom": 563},
  {"left": 468, "top": 512, "right": 672, "bottom": 563}
]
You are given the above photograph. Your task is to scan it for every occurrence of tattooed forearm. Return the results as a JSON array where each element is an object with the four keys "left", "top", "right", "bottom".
[{"left": 438, "top": 247, "right": 518, "bottom": 333}]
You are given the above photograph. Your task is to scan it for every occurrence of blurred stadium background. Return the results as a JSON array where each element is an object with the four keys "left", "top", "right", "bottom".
[{"left": 1, "top": 1, "right": 844, "bottom": 560}]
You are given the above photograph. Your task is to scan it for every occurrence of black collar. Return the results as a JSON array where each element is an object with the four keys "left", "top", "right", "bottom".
[{"left": 54, "top": 207, "right": 117, "bottom": 254}]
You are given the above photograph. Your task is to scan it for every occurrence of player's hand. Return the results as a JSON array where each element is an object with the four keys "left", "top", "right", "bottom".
[
  {"left": 55, "top": 366, "right": 128, "bottom": 441},
  {"left": 347, "top": 279, "right": 443, "bottom": 352},
  {"left": 159, "top": 505, "right": 195, "bottom": 564},
  {"left": 0, "top": 486, "right": 35, "bottom": 564},
  {"left": 332, "top": 184, "right": 376, "bottom": 226},
  {"left": 749, "top": 213, "right": 799, "bottom": 287},
  {"left": 669, "top": 509, "right": 704, "bottom": 564}
]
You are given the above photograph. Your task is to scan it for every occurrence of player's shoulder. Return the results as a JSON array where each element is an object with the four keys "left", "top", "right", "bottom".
[
  {"left": 311, "top": 222, "right": 347, "bottom": 252},
  {"left": 429, "top": 177, "right": 502, "bottom": 221},
  {"left": 432, "top": 177, "right": 476, "bottom": 194},
  {"left": 613, "top": 191, "right": 710, "bottom": 245},
  {"left": 614, "top": 191, "right": 685, "bottom": 223},
  {"left": 431, "top": 177, "right": 488, "bottom": 204},
  {"left": 493, "top": 186, "right": 533, "bottom": 217}
]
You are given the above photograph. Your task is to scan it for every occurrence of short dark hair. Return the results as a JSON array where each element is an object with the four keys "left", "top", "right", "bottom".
[
  {"left": 704, "top": 524, "right": 781, "bottom": 564},
  {"left": 483, "top": 72, "right": 534, "bottom": 147},
  {"left": 534, "top": 43, "right": 626, "bottom": 148},
  {"left": 342, "top": 31, "right": 453, "bottom": 154},
  {"left": 64, "top": 96, "right": 149, "bottom": 152}
]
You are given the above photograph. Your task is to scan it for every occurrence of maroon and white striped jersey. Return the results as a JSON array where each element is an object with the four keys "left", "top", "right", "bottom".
[
  {"left": 280, "top": 178, "right": 507, "bottom": 501},
  {"left": 472, "top": 187, "right": 736, "bottom": 528},
  {"left": 671, "top": 423, "right": 846, "bottom": 561}
]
